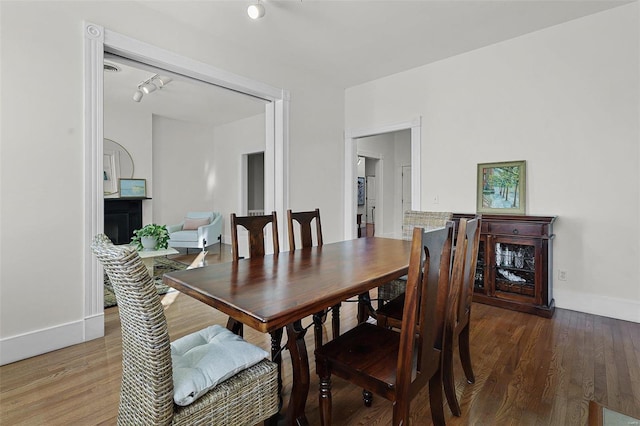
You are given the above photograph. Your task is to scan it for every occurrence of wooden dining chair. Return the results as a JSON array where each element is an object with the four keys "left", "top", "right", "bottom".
[
  {"left": 376, "top": 217, "right": 481, "bottom": 417},
  {"left": 287, "top": 209, "right": 339, "bottom": 348},
  {"left": 287, "top": 208, "right": 323, "bottom": 250},
  {"left": 376, "top": 218, "right": 455, "bottom": 330},
  {"left": 230, "top": 211, "right": 280, "bottom": 261},
  {"left": 228, "top": 211, "right": 284, "bottom": 407},
  {"left": 227, "top": 211, "right": 280, "bottom": 336},
  {"left": 91, "top": 234, "right": 279, "bottom": 426},
  {"left": 377, "top": 210, "right": 453, "bottom": 307},
  {"left": 442, "top": 216, "right": 481, "bottom": 416},
  {"left": 315, "top": 224, "right": 454, "bottom": 426}
]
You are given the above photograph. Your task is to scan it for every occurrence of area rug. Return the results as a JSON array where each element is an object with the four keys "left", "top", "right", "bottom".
[{"left": 104, "top": 257, "right": 188, "bottom": 308}]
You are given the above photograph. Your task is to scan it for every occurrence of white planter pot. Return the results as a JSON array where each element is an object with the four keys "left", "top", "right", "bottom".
[{"left": 141, "top": 236, "right": 157, "bottom": 251}]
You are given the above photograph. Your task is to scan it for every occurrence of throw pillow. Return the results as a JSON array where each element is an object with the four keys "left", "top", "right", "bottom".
[
  {"left": 171, "top": 324, "right": 269, "bottom": 406},
  {"left": 183, "top": 216, "right": 210, "bottom": 230}
]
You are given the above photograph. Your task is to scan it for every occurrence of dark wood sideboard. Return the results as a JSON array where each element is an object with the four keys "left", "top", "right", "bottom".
[{"left": 453, "top": 213, "right": 556, "bottom": 318}]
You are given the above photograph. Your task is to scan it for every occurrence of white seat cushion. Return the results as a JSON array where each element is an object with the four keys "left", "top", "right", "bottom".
[
  {"left": 171, "top": 324, "right": 269, "bottom": 406},
  {"left": 169, "top": 230, "right": 198, "bottom": 242}
]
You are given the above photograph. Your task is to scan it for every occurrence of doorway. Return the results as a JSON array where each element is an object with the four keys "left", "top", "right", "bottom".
[
  {"left": 246, "top": 152, "right": 265, "bottom": 216},
  {"left": 356, "top": 129, "right": 411, "bottom": 239},
  {"left": 84, "top": 23, "right": 289, "bottom": 336},
  {"left": 344, "top": 118, "right": 422, "bottom": 240}
]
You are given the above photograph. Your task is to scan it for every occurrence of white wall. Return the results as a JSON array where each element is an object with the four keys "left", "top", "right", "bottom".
[
  {"left": 212, "top": 113, "right": 265, "bottom": 245},
  {"left": 104, "top": 100, "right": 154, "bottom": 223},
  {"left": 152, "top": 116, "right": 216, "bottom": 228},
  {"left": 346, "top": 4, "right": 640, "bottom": 322},
  {"left": 0, "top": 1, "right": 345, "bottom": 364}
]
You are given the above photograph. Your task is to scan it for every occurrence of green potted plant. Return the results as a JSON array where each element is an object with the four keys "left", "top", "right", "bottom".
[{"left": 131, "top": 223, "right": 170, "bottom": 251}]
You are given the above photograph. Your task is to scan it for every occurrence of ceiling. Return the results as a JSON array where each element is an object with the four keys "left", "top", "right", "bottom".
[
  {"left": 105, "top": 0, "right": 630, "bottom": 126},
  {"left": 103, "top": 55, "right": 268, "bottom": 126}
]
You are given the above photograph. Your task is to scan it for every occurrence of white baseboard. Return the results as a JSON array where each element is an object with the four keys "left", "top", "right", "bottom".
[
  {"left": 0, "top": 315, "right": 104, "bottom": 366},
  {"left": 554, "top": 288, "right": 640, "bottom": 323}
]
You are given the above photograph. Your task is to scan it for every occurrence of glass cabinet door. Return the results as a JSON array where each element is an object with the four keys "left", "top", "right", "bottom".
[{"left": 490, "top": 237, "right": 541, "bottom": 304}]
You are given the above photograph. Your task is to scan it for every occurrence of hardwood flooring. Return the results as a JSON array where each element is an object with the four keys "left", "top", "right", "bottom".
[{"left": 1, "top": 247, "right": 639, "bottom": 425}]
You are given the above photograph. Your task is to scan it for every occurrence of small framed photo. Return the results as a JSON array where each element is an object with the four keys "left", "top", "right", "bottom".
[
  {"left": 119, "top": 178, "right": 146, "bottom": 198},
  {"left": 477, "top": 161, "right": 526, "bottom": 214}
]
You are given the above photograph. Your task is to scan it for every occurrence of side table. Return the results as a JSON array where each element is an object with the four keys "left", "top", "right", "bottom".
[{"left": 138, "top": 247, "right": 179, "bottom": 277}]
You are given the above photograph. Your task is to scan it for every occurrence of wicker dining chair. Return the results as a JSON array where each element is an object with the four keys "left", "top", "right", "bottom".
[{"left": 91, "top": 234, "right": 279, "bottom": 425}]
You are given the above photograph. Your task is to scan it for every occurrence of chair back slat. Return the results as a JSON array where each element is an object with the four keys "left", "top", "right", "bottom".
[
  {"left": 449, "top": 217, "right": 481, "bottom": 326},
  {"left": 231, "top": 211, "right": 279, "bottom": 260},
  {"left": 287, "top": 208, "right": 323, "bottom": 250},
  {"left": 396, "top": 224, "right": 454, "bottom": 401},
  {"left": 91, "top": 234, "right": 174, "bottom": 425}
]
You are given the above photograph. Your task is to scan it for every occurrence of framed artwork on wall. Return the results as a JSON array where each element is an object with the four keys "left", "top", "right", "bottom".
[
  {"left": 119, "top": 178, "right": 147, "bottom": 198},
  {"left": 357, "top": 177, "right": 365, "bottom": 206},
  {"left": 477, "top": 160, "right": 526, "bottom": 214}
]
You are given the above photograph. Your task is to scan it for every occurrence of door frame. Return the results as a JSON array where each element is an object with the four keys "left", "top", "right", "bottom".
[
  {"left": 344, "top": 118, "right": 422, "bottom": 240},
  {"left": 83, "top": 22, "right": 289, "bottom": 338}
]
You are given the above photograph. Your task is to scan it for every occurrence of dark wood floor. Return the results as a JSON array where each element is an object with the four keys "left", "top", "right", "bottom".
[{"left": 1, "top": 247, "right": 639, "bottom": 425}]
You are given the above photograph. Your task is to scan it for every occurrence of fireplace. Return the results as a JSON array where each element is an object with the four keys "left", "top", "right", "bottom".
[{"left": 104, "top": 198, "right": 144, "bottom": 245}]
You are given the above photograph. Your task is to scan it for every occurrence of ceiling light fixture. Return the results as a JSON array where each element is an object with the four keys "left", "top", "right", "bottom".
[
  {"left": 247, "top": 2, "right": 265, "bottom": 19},
  {"left": 132, "top": 74, "right": 173, "bottom": 102},
  {"left": 132, "top": 90, "right": 144, "bottom": 102}
]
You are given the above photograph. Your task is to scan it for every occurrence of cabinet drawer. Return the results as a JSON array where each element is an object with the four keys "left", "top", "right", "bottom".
[{"left": 487, "top": 222, "right": 546, "bottom": 237}]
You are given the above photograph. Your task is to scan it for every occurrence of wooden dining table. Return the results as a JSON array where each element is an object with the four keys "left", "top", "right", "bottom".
[{"left": 163, "top": 237, "right": 412, "bottom": 426}]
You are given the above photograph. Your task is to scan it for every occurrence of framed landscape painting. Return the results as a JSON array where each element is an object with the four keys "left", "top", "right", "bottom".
[
  {"left": 119, "top": 178, "right": 147, "bottom": 198},
  {"left": 477, "top": 160, "right": 526, "bottom": 214}
]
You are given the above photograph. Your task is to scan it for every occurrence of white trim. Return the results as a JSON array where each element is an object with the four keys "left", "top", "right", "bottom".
[
  {"left": 84, "top": 23, "right": 288, "bottom": 338},
  {"left": 0, "top": 315, "right": 103, "bottom": 366},
  {"left": 344, "top": 118, "right": 422, "bottom": 240},
  {"left": 554, "top": 288, "right": 640, "bottom": 323},
  {"left": 83, "top": 23, "right": 105, "bottom": 326},
  {"left": 275, "top": 96, "right": 290, "bottom": 236},
  {"left": 410, "top": 124, "right": 421, "bottom": 210}
]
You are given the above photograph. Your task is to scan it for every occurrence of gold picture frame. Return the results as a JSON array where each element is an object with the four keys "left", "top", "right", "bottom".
[{"left": 477, "top": 160, "right": 526, "bottom": 214}]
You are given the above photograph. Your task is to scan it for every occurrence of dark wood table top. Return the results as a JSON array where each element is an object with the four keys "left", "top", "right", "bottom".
[{"left": 163, "top": 237, "right": 412, "bottom": 333}]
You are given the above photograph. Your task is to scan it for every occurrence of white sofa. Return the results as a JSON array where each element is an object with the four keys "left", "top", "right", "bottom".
[{"left": 167, "top": 211, "right": 222, "bottom": 251}]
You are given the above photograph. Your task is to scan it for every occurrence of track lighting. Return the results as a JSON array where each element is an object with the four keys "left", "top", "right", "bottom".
[
  {"left": 247, "top": 2, "right": 265, "bottom": 19},
  {"left": 132, "top": 90, "right": 143, "bottom": 102},
  {"left": 141, "top": 82, "right": 157, "bottom": 94},
  {"left": 155, "top": 75, "right": 172, "bottom": 87},
  {"left": 132, "top": 74, "right": 172, "bottom": 102}
]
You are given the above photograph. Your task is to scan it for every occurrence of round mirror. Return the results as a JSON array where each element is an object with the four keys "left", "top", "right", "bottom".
[{"left": 103, "top": 139, "right": 134, "bottom": 195}]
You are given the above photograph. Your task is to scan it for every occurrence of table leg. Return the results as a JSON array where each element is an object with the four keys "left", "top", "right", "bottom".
[
  {"left": 357, "top": 292, "right": 376, "bottom": 323},
  {"left": 332, "top": 303, "right": 341, "bottom": 339},
  {"left": 270, "top": 328, "right": 284, "bottom": 409},
  {"left": 285, "top": 320, "right": 310, "bottom": 426},
  {"left": 141, "top": 257, "right": 154, "bottom": 277},
  {"left": 312, "top": 312, "right": 324, "bottom": 349}
]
